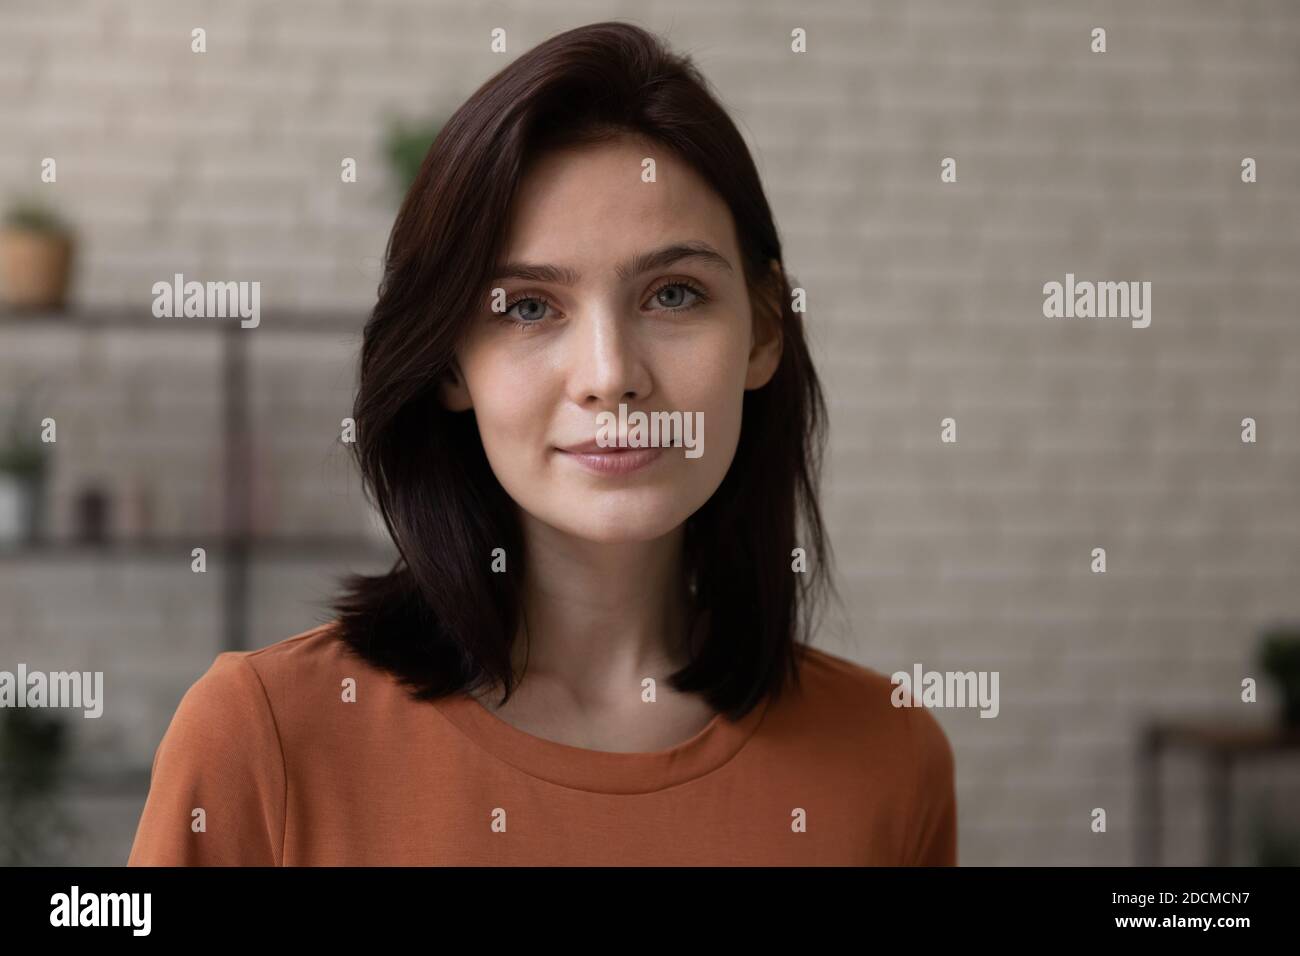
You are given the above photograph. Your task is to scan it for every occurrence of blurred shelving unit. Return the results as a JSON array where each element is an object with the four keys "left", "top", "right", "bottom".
[
  {"left": 0, "top": 307, "right": 396, "bottom": 834},
  {"left": 0, "top": 306, "right": 395, "bottom": 653}
]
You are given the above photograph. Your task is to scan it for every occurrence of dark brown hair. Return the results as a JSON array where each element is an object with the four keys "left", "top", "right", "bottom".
[{"left": 331, "top": 20, "right": 835, "bottom": 720}]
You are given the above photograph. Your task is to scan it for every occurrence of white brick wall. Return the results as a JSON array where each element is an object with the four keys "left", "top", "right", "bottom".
[{"left": 1, "top": 0, "right": 1298, "bottom": 865}]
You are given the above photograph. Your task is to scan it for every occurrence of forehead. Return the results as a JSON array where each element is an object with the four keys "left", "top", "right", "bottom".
[{"left": 503, "top": 134, "right": 739, "bottom": 268}]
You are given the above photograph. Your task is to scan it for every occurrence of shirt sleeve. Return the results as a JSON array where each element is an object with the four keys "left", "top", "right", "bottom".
[
  {"left": 127, "top": 652, "right": 286, "bottom": 866},
  {"left": 903, "top": 704, "right": 958, "bottom": 866}
]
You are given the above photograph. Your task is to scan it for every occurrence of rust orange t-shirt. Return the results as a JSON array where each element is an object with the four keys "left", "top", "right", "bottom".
[{"left": 127, "top": 622, "right": 957, "bottom": 865}]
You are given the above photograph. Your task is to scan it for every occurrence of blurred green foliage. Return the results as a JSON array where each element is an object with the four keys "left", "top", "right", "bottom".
[
  {"left": 382, "top": 116, "right": 445, "bottom": 199},
  {"left": 3, "top": 200, "right": 70, "bottom": 234}
]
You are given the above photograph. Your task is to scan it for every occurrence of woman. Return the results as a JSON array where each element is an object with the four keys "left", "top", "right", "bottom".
[{"left": 128, "top": 21, "right": 956, "bottom": 866}]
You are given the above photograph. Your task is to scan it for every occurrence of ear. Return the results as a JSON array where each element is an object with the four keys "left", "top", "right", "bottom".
[
  {"left": 438, "top": 358, "right": 473, "bottom": 411},
  {"left": 745, "top": 258, "right": 785, "bottom": 390}
]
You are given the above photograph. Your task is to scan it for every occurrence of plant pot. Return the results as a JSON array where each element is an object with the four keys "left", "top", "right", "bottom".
[
  {"left": 1260, "top": 629, "right": 1300, "bottom": 728},
  {"left": 0, "top": 467, "right": 45, "bottom": 544},
  {"left": 1281, "top": 685, "right": 1300, "bottom": 728},
  {"left": 0, "top": 228, "right": 74, "bottom": 309}
]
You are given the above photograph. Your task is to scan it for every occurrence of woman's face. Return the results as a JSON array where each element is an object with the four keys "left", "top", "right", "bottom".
[{"left": 442, "top": 134, "right": 782, "bottom": 543}]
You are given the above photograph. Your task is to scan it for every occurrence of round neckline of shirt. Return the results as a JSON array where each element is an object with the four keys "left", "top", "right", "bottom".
[{"left": 431, "top": 688, "right": 771, "bottom": 795}]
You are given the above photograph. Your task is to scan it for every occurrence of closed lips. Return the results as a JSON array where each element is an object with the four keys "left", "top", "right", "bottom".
[
  {"left": 555, "top": 441, "right": 664, "bottom": 475},
  {"left": 559, "top": 440, "right": 642, "bottom": 453}
]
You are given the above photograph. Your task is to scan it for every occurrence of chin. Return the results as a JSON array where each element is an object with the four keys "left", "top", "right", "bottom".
[{"left": 547, "top": 495, "right": 696, "bottom": 543}]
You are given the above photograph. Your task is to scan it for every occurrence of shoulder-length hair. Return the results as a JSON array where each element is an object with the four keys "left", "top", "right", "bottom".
[{"left": 331, "top": 20, "right": 835, "bottom": 721}]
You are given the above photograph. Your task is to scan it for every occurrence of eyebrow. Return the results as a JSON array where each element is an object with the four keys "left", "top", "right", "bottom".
[{"left": 490, "top": 240, "right": 734, "bottom": 286}]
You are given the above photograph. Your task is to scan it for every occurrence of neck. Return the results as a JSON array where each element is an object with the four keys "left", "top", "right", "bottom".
[{"left": 504, "top": 511, "right": 695, "bottom": 707}]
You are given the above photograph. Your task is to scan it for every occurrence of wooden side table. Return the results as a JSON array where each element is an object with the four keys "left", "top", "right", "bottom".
[{"left": 1137, "top": 719, "right": 1300, "bottom": 865}]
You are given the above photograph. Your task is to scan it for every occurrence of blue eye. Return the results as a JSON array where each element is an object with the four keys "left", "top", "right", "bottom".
[
  {"left": 646, "top": 281, "right": 708, "bottom": 311},
  {"left": 503, "top": 296, "right": 550, "bottom": 323}
]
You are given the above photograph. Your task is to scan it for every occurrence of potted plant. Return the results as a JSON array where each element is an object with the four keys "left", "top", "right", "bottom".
[
  {"left": 1249, "top": 812, "right": 1300, "bottom": 866},
  {"left": 0, "top": 388, "right": 49, "bottom": 544},
  {"left": 1259, "top": 624, "right": 1300, "bottom": 727},
  {"left": 382, "top": 115, "right": 445, "bottom": 200},
  {"left": 0, "top": 200, "right": 75, "bottom": 310},
  {"left": 0, "top": 706, "right": 77, "bottom": 865}
]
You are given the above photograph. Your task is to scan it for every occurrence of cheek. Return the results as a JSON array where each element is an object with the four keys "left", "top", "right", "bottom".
[
  {"left": 462, "top": 351, "right": 550, "bottom": 474},
  {"left": 673, "top": 314, "right": 751, "bottom": 409},
  {"left": 664, "top": 319, "right": 751, "bottom": 475}
]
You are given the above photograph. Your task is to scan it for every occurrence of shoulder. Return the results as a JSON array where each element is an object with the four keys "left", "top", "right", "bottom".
[
  {"left": 236, "top": 618, "right": 354, "bottom": 681},
  {"left": 189, "top": 620, "right": 425, "bottom": 765},
  {"left": 792, "top": 643, "right": 948, "bottom": 730},
  {"left": 787, "top": 644, "right": 958, "bottom": 864},
  {"left": 170, "top": 620, "right": 342, "bottom": 712},
  {"left": 788, "top": 643, "right": 955, "bottom": 786},
  {"left": 128, "top": 624, "right": 350, "bottom": 865},
  {"left": 158, "top": 621, "right": 362, "bottom": 768}
]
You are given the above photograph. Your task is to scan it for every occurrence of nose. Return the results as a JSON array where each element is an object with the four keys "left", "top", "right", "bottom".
[{"left": 566, "top": 304, "right": 652, "bottom": 409}]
